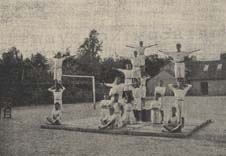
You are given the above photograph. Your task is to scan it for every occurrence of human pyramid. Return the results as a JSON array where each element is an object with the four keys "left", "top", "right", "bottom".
[
  {"left": 99, "top": 41, "right": 200, "bottom": 133},
  {"left": 46, "top": 51, "right": 76, "bottom": 125}
]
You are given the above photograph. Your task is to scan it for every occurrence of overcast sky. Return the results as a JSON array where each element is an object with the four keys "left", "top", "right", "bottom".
[{"left": 0, "top": 0, "right": 226, "bottom": 60}]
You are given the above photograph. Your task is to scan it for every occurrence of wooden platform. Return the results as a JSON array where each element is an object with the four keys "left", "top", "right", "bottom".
[{"left": 40, "top": 117, "right": 212, "bottom": 138}]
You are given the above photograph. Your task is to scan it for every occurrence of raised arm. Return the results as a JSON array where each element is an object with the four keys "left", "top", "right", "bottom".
[
  {"left": 185, "top": 84, "right": 192, "bottom": 93},
  {"left": 154, "top": 87, "right": 157, "bottom": 96},
  {"left": 144, "top": 44, "right": 158, "bottom": 49},
  {"left": 48, "top": 87, "right": 55, "bottom": 92},
  {"left": 62, "top": 86, "right": 66, "bottom": 91},
  {"left": 168, "top": 84, "right": 175, "bottom": 92}
]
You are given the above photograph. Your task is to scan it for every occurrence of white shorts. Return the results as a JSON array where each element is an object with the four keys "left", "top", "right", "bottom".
[
  {"left": 141, "top": 86, "right": 146, "bottom": 98},
  {"left": 134, "top": 98, "right": 142, "bottom": 111},
  {"left": 174, "top": 63, "right": 185, "bottom": 78},
  {"left": 54, "top": 68, "right": 62, "bottom": 81},
  {"left": 139, "top": 55, "right": 145, "bottom": 66},
  {"left": 124, "top": 79, "right": 133, "bottom": 91}
]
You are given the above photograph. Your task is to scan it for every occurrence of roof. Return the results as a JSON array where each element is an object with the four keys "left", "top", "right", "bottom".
[
  {"left": 160, "top": 60, "right": 226, "bottom": 81},
  {"left": 186, "top": 60, "right": 226, "bottom": 81}
]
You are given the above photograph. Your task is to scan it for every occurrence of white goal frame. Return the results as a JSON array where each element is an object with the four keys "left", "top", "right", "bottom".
[{"left": 62, "top": 74, "right": 96, "bottom": 109}]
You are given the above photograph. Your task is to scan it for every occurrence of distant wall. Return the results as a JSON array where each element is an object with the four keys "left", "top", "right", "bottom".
[
  {"left": 190, "top": 80, "right": 226, "bottom": 96},
  {"left": 147, "top": 71, "right": 177, "bottom": 96}
]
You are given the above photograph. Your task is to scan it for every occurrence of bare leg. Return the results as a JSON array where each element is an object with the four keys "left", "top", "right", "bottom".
[
  {"left": 140, "top": 66, "right": 145, "bottom": 77},
  {"left": 54, "top": 79, "right": 57, "bottom": 87},
  {"left": 178, "top": 101, "right": 183, "bottom": 123}
]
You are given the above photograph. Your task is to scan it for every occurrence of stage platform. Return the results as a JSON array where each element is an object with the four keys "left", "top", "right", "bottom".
[{"left": 40, "top": 117, "right": 212, "bottom": 138}]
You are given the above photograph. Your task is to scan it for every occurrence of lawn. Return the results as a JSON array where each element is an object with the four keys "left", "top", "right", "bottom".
[{"left": 1, "top": 96, "right": 226, "bottom": 156}]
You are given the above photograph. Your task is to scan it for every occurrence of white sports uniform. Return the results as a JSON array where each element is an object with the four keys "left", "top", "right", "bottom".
[
  {"left": 99, "top": 100, "right": 111, "bottom": 122},
  {"left": 51, "top": 109, "right": 62, "bottom": 122},
  {"left": 136, "top": 47, "right": 145, "bottom": 55},
  {"left": 170, "top": 53, "right": 188, "bottom": 79},
  {"left": 154, "top": 86, "right": 166, "bottom": 109},
  {"left": 131, "top": 57, "right": 141, "bottom": 78},
  {"left": 117, "top": 69, "right": 134, "bottom": 91},
  {"left": 150, "top": 100, "right": 161, "bottom": 109},
  {"left": 139, "top": 55, "right": 146, "bottom": 67},
  {"left": 53, "top": 58, "right": 65, "bottom": 81},
  {"left": 48, "top": 87, "right": 65, "bottom": 109},
  {"left": 111, "top": 102, "right": 123, "bottom": 128},
  {"left": 131, "top": 57, "right": 140, "bottom": 68},
  {"left": 168, "top": 84, "right": 192, "bottom": 120},
  {"left": 140, "top": 77, "right": 150, "bottom": 98},
  {"left": 132, "top": 87, "right": 142, "bottom": 111},
  {"left": 109, "top": 84, "right": 124, "bottom": 103},
  {"left": 122, "top": 103, "right": 136, "bottom": 124}
]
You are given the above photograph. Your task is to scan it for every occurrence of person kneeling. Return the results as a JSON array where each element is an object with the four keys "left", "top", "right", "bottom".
[
  {"left": 99, "top": 94, "right": 111, "bottom": 125},
  {"left": 163, "top": 107, "right": 184, "bottom": 133},
  {"left": 98, "top": 94, "right": 124, "bottom": 129},
  {"left": 46, "top": 102, "right": 62, "bottom": 125}
]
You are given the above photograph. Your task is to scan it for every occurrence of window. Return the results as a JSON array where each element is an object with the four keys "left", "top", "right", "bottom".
[
  {"left": 200, "top": 82, "right": 208, "bottom": 95},
  {"left": 203, "top": 64, "right": 209, "bottom": 72},
  {"left": 217, "top": 64, "right": 222, "bottom": 70}
]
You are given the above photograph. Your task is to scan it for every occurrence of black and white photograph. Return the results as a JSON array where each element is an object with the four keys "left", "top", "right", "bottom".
[{"left": 0, "top": 0, "right": 226, "bottom": 155}]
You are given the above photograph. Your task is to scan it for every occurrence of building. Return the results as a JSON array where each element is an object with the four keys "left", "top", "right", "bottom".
[
  {"left": 147, "top": 55, "right": 226, "bottom": 96},
  {"left": 146, "top": 71, "right": 177, "bottom": 96},
  {"left": 186, "top": 60, "right": 226, "bottom": 96}
]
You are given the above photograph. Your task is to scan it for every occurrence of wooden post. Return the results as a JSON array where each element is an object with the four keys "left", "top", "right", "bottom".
[{"left": 92, "top": 76, "right": 96, "bottom": 110}]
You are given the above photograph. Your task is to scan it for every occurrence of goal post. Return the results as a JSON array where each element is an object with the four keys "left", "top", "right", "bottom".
[{"left": 62, "top": 74, "right": 96, "bottom": 109}]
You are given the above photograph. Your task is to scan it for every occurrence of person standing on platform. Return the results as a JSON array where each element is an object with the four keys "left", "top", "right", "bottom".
[
  {"left": 158, "top": 43, "right": 200, "bottom": 83},
  {"left": 48, "top": 83, "right": 65, "bottom": 110},
  {"left": 168, "top": 82, "right": 192, "bottom": 124},
  {"left": 132, "top": 79, "right": 143, "bottom": 123}
]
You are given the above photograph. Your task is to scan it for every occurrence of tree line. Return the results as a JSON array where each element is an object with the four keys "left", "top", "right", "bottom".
[{"left": 0, "top": 30, "right": 170, "bottom": 106}]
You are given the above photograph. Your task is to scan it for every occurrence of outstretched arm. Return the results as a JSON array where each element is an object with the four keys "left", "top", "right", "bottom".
[
  {"left": 113, "top": 68, "right": 125, "bottom": 74},
  {"left": 126, "top": 45, "right": 136, "bottom": 49},
  {"left": 121, "top": 56, "right": 132, "bottom": 60},
  {"left": 158, "top": 50, "right": 171, "bottom": 57},
  {"left": 187, "top": 49, "right": 200, "bottom": 55},
  {"left": 144, "top": 44, "right": 158, "bottom": 49},
  {"left": 62, "top": 54, "right": 78, "bottom": 60},
  {"left": 104, "top": 83, "right": 114, "bottom": 88}
]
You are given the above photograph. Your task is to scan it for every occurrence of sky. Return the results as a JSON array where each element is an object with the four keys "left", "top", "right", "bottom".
[{"left": 0, "top": 0, "right": 226, "bottom": 60}]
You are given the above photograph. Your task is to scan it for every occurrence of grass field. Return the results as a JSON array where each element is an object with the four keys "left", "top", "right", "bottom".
[{"left": 1, "top": 97, "right": 226, "bottom": 156}]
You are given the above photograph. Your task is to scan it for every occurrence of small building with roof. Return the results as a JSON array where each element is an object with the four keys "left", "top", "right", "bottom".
[
  {"left": 147, "top": 54, "right": 226, "bottom": 96},
  {"left": 186, "top": 59, "right": 226, "bottom": 96}
]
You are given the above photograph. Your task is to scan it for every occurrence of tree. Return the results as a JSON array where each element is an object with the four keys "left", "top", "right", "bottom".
[
  {"left": 146, "top": 54, "right": 170, "bottom": 77},
  {"left": 31, "top": 53, "right": 49, "bottom": 71},
  {"left": 76, "top": 29, "right": 103, "bottom": 81}
]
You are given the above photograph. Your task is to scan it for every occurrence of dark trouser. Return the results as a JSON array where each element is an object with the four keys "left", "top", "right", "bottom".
[{"left": 133, "top": 110, "right": 142, "bottom": 121}]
